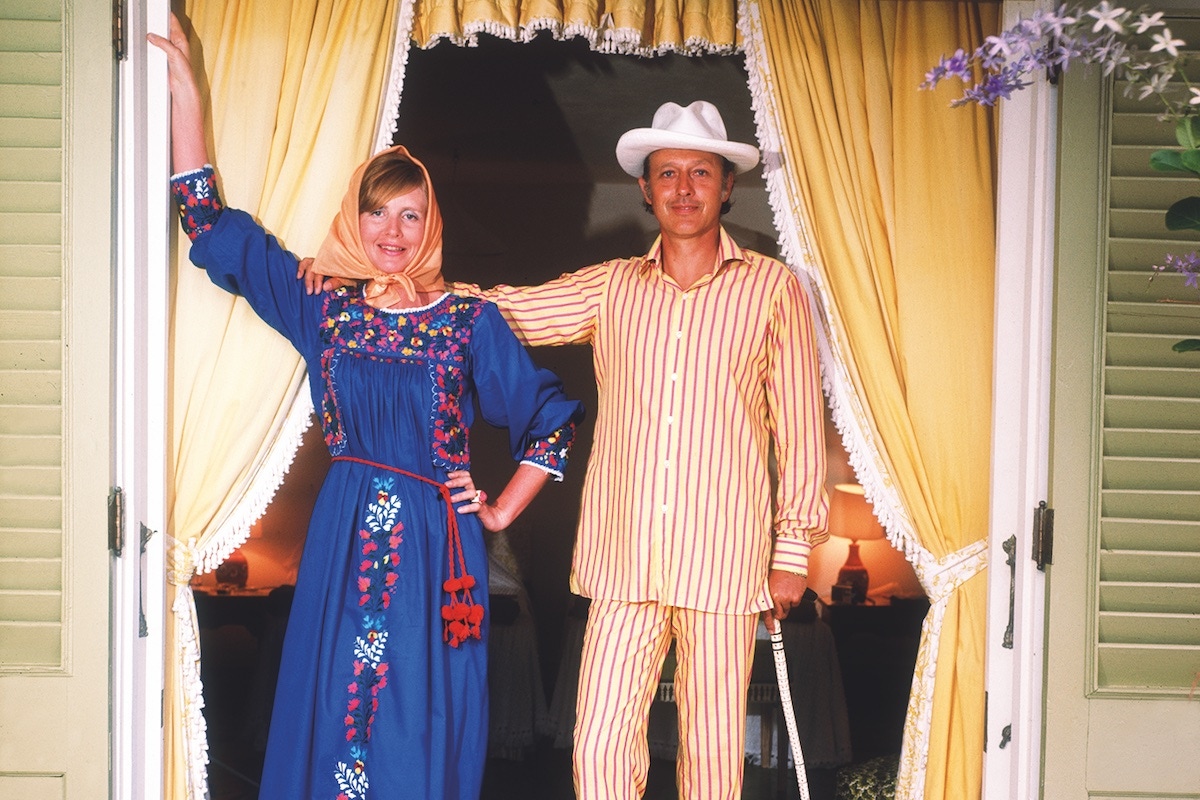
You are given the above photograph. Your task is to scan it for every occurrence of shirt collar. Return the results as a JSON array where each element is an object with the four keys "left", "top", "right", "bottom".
[{"left": 639, "top": 226, "right": 748, "bottom": 276}]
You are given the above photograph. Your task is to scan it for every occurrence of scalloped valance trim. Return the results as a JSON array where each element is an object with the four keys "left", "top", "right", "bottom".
[{"left": 416, "top": 17, "right": 741, "bottom": 56}]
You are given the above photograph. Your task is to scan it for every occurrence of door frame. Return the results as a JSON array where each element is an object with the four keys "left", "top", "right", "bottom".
[
  {"left": 110, "top": 0, "right": 170, "bottom": 797},
  {"left": 982, "top": 3, "right": 1056, "bottom": 797}
]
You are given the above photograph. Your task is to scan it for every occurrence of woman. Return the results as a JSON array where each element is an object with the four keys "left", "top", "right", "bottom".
[{"left": 150, "top": 15, "right": 583, "bottom": 799}]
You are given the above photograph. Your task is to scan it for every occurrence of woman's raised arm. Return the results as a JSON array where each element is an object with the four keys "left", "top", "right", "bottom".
[{"left": 147, "top": 13, "right": 209, "bottom": 174}]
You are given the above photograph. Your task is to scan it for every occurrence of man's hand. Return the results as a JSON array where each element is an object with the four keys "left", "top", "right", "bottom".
[
  {"left": 764, "top": 568, "right": 808, "bottom": 626},
  {"left": 296, "top": 256, "right": 355, "bottom": 294}
]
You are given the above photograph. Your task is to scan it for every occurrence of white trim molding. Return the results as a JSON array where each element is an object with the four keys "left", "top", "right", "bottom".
[
  {"left": 112, "top": 1, "right": 171, "bottom": 797},
  {"left": 982, "top": 3, "right": 1056, "bottom": 798}
]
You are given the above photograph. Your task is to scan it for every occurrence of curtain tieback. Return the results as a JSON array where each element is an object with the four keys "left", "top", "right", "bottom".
[
  {"left": 913, "top": 538, "right": 988, "bottom": 606},
  {"left": 166, "top": 534, "right": 200, "bottom": 587},
  {"left": 331, "top": 455, "right": 483, "bottom": 647}
]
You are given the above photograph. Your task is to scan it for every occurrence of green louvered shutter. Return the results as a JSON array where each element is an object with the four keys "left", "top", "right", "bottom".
[
  {"left": 1100, "top": 18, "right": 1200, "bottom": 693},
  {"left": 0, "top": 0, "right": 65, "bottom": 667}
]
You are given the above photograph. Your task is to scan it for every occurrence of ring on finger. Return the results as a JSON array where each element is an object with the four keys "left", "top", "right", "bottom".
[{"left": 473, "top": 489, "right": 484, "bottom": 504}]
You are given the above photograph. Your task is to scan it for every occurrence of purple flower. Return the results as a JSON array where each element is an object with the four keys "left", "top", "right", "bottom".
[
  {"left": 1154, "top": 251, "right": 1200, "bottom": 288},
  {"left": 924, "top": 2, "right": 1193, "bottom": 122},
  {"left": 1085, "top": 1, "right": 1128, "bottom": 34}
]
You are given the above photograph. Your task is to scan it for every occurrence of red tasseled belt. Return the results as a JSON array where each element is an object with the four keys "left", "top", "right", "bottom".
[{"left": 331, "top": 455, "right": 483, "bottom": 647}]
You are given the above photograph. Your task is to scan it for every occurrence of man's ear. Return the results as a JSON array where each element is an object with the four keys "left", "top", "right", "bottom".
[
  {"left": 722, "top": 172, "right": 735, "bottom": 201},
  {"left": 638, "top": 176, "right": 651, "bottom": 204}
]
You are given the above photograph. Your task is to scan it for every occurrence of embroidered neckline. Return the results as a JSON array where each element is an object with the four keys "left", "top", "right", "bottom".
[
  {"left": 377, "top": 291, "right": 451, "bottom": 314},
  {"left": 317, "top": 292, "right": 484, "bottom": 469}
]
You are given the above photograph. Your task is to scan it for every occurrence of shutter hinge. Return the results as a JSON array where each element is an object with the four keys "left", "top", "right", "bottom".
[
  {"left": 108, "top": 486, "right": 125, "bottom": 556},
  {"left": 112, "top": 0, "right": 126, "bottom": 61},
  {"left": 1032, "top": 501, "right": 1054, "bottom": 570}
]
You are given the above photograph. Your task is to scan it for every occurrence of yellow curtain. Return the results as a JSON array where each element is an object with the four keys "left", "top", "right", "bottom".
[
  {"left": 740, "top": 1, "right": 997, "bottom": 797},
  {"left": 162, "top": 0, "right": 402, "bottom": 796},
  {"left": 412, "top": 0, "right": 739, "bottom": 53}
]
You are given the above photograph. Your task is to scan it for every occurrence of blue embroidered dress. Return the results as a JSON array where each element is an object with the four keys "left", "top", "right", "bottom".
[{"left": 173, "top": 168, "right": 582, "bottom": 799}]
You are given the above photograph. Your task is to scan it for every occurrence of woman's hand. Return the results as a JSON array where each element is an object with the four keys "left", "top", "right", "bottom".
[
  {"left": 446, "top": 471, "right": 509, "bottom": 532},
  {"left": 146, "top": 13, "right": 196, "bottom": 98},
  {"left": 147, "top": 12, "right": 209, "bottom": 172},
  {"left": 297, "top": 256, "right": 356, "bottom": 295}
]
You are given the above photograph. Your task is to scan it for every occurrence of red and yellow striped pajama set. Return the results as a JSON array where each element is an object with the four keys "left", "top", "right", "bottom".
[{"left": 473, "top": 227, "right": 828, "bottom": 799}]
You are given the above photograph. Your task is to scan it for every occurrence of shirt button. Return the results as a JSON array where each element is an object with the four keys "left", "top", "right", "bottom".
[
  {"left": 667, "top": 416, "right": 674, "bottom": 425},
  {"left": 661, "top": 504, "right": 669, "bottom": 514},
  {"left": 671, "top": 373, "right": 677, "bottom": 381},
  {"left": 676, "top": 331, "right": 682, "bottom": 339}
]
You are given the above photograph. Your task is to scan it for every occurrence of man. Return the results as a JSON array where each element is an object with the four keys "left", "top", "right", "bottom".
[{"left": 306, "top": 100, "right": 829, "bottom": 799}]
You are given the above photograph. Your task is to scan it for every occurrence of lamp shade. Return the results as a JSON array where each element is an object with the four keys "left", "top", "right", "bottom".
[{"left": 829, "top": 483, "right": 886, "bottom": 542}]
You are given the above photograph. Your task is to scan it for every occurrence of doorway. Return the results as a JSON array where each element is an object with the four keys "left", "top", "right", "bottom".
[{"left": 197, "top": 31, "right": 927, "bottom": 800}]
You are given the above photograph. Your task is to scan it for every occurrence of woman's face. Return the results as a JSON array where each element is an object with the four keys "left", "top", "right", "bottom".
[{"left": 358, "top": 186, "right": 427, "bottom": 274}]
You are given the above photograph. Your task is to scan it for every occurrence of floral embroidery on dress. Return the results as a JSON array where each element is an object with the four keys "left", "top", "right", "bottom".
[
  {"left": 522, "top": 419, "right": 577, "bottom": 478},
  {"left": 431, "top": 362, "right": 468, "bottom": 465},
  {"left": 318, "top": 292, "right": 484, "bottom": 466},
  {"left": 333, "top": 477, "right": 404, "bottom": 800},
  {"left": 169, "top": 166, "right": 224, "bottom": 241}
]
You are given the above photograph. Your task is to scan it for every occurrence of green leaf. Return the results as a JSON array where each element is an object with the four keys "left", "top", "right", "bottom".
[
  {"left": 1181, "top": 148, "right": 1200, "bottom": 176},
  {"left": 1175, "top": 117, "right": 1200, "bottom": 150},
  {"left": 1165, "top": 196, "right": 1200, "bottom": 231},
  {"left": 1172, "top": 339, "right": 1200, "bottom": 352},
  {"left": 1151, "top": 149, "right": 1187, "bottom": 172}
]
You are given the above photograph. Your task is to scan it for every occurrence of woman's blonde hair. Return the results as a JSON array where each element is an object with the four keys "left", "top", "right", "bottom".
[{"left": 358, "top": 149, "right": 425, "bottom": 213}]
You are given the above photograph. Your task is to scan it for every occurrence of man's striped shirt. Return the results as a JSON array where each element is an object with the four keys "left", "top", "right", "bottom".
[{"left": 468, "top": 228, "right": 828, "bottom": 614}]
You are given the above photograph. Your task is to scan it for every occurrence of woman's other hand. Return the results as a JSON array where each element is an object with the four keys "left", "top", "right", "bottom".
[{"left": 446, "top": 471, "right": 509, "bottom": 532}]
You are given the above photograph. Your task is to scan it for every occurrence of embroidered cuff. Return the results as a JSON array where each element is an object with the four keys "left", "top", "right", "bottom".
[
  {"left": 170, "top": 165, "right": 224, "bottom": 241},
  {"left": 521, "top": 419, "right": 576, "bottom": 482},
  {"left": 770, "top": 535, "right": 814, "bottom": 577}
]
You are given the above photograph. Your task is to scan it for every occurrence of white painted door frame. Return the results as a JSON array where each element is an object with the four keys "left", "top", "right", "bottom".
[
  {"left": 111, "top": 1, "right": 170, "bottom": 797},
  {"left": 982, "top": 3, "right": 1056, "bottom": 798}
]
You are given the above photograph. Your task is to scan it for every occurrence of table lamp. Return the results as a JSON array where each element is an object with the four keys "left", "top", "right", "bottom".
[{"left": 830, "top": 483, "right": 886, "bottom": 604}]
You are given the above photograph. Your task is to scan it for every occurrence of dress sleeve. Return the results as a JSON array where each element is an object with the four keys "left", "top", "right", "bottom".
[
  {"left": 171, "top": 166, "right": 320, "bottom": 351},
  {"left": 450, "top": 263, "right": 610, "bottom": 347},
  {"left": 468, "top": 303, "right": 585, "bottom": 480}
]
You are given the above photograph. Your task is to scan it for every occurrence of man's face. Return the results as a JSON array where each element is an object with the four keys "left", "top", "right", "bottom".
[{"left": 638, "top": 149, "right": 734, "bottom": 241}]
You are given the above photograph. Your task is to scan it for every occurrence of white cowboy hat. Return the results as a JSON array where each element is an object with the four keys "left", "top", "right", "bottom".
[{"left": 614, "top": 100, "right": 761, "bottom": 177}]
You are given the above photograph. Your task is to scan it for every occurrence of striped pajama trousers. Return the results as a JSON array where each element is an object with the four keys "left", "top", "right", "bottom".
[{"left": 572, "top": 599, "right": 759, "bottom": 800}]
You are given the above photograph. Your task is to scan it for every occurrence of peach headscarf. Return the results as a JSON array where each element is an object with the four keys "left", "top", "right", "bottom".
[{"left": 313, "top": 144, "right": 444, "bottom": 309}]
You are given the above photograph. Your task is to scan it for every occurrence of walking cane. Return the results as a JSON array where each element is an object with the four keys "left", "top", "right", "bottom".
[{"left": 769, "top": 616, "right": 811, "bottom": 800}]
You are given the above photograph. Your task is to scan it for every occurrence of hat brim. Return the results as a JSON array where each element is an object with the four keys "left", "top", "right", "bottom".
[{"left": 615, "top": 128, "right": 761, "bottom": 177}]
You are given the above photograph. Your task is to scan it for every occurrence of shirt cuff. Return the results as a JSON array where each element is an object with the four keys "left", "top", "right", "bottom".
[
  {"left": 770, "top": 535, "right": 814, "bottom": 577},
  {"left": 170, "top": 164, "right": 224, "bottom": 241}
]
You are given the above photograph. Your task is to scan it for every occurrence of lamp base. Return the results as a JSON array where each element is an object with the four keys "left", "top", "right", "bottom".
[{"left": 837, "top": 542, "right": 869, "bottom": 604}]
